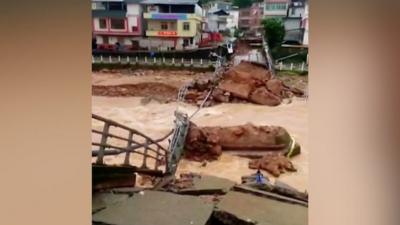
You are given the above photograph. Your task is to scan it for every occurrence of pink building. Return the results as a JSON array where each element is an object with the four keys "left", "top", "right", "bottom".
[{"left": 92, "top": 0, "right": 143, "bottom": 50}]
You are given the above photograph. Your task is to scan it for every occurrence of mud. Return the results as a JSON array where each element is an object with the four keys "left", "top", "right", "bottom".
[
  {"left": 248, "top": 152, "right": 297, "bottom": 177},
  {"left": 92, "top": 69, "right": 214, "bottom": 101},
  {"left": 92, "top": 83, "right": 178, "bottom": 101}
]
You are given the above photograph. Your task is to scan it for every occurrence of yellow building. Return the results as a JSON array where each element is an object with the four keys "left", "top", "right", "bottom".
[{"left": 140, "top": 0, "right": 203, "bottom": 50}]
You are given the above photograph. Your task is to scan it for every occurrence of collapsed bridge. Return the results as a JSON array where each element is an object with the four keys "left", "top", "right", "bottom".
[{"left": 92, "top": 112, "right": 190, "bottom": 190}]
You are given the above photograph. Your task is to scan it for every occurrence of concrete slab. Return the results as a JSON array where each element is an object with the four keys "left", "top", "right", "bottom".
[
  {"left": 93, "top": 190, "right": 214, "bottom": 225},
  {"left": 216, "top": 191, "right": 308, "bottom": 225},
  {"left": 92, "top": 192, "right": 131, "bottom": 213},
  {"left": 179, "top": 175, "right": 236, "bottom": 195}
]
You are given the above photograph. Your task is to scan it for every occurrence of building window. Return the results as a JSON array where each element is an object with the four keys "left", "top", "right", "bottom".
[
  {"left": 109, "top": 2, "right": 126, "bottom": 11},
  {"left": 99, "top": 18, "right": 107, "bottom": 29},
  {"left": 183, "top": 39, "right": 190, "bottom": 47},
  {"left": 183, "top": 22, "right": 190, "bottom": 31},
  {"left": 110, "top": 19, "right": 125, "bottom": 30},
  {"left": 161, "top": 22, "right": 168, "bottom": 30},
  {"left": 103, "top": 36, "right": 109, "bottom": 44},
  {"left": 266, "top": 3, "right": 287, "bottom": 11},
  {"left": 92, "top": 2, "right": 106, "bottom": 10}
]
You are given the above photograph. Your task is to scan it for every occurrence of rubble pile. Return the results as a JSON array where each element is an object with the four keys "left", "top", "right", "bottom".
[
  {"left": 248, "top": 152, "right": 296, "bottom": 177},
  {"left": 240, "top": 175, "right": 308, "bottom": 202},
  {"left": 184, "top": 122, "right": 301, "bottom": 176},
  {"left": 184, "top": 61, "right": 304, "bottom": 106},
  {"left": 164, "top": 173, "right": 201, "bottom": 191}
]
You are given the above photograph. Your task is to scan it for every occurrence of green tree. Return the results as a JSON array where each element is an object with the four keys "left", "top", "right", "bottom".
[
  {"left": 233, "top": 27, "right": 240, "bottom": 38},
  {"left": 233, "top": 0, "right": 253, "bottom": 8},
  {"left": 262, "top": 18, "right": 286, "bottom": 49}
]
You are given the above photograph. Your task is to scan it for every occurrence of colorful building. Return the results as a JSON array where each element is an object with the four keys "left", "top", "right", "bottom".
[
  {"left": 92, "top": 0, "right": 143, "bottom": 50},
  {"left": 140, "top": 0, "right": 203, "bottom": 50}
]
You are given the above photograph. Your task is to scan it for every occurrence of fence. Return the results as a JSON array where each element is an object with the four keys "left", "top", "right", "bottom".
[
  {"left": 275, "top": 61, "right": 308, "bottom": 72},
  {"left": 92, "top": 114, "right": 173, "bottom": 176},
  {"left": 92, "top": 55, "right": 216, "bottom": 69}
]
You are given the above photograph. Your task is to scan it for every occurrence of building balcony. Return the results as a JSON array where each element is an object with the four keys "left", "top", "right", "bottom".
[
  {"left": 92, "top": 10, "right": 126, "bottom": 18},
  {"left": 143, "top": 13, "right": 202, "bottom": 21}
]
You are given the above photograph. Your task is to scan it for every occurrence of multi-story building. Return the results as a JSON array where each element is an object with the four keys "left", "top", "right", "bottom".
[
  {"left": 264, "top": 0, "right": 290, "bottom": 19},
  {"left": 282, "top": 0, "right": 308, "bottom": 45},
  {"left": 239, "top": 2, "right": 264, "bottom": 36},
  {"left": 206, "top": 9, "right": 230, "bottom": 32},
  {"left": 141, "top": 0, "right": 203, "bottom": 50},
  {"left": 203, "top": 1, "right": 238, "bottom": 35},
  {"left": 226, "top": 6, "right": 239, "bottom": 31},
  {"left": 302, "top": 1, "right": 308, "bottom": 45},
  {"left": 203, "top": 0, "right": 232, "bottom": 12},
  {"left": 92, "top": 0, "right": 143, "bottom": 50}
]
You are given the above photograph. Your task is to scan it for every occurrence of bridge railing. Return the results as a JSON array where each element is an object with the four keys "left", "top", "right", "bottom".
[{"left": 92, "top": 114, "right": 173, "bottom": 174}]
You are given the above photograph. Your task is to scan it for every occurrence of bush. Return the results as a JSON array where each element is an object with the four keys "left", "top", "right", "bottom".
[{"left": 262, "top": 18, "right": 285, "bottom": 49}]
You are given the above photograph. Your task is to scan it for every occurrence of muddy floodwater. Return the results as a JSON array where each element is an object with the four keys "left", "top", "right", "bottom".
[{"left": 92, "top": 94, "right": 308, "bottom": 191}]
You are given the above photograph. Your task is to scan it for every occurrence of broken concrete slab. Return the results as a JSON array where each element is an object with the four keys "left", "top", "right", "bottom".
[
  {"left": 177, "top": 175, "right": 236, "bottom": 195},
  {"left": 215, "top": 191, "right": 308, "bottom": 225},
  {"left": 92, "top": 192, "right": 131, "bottom": 214},
  {"left": 93, "top": 190, "right": 214, "bottom": 225},
  {"left": 240, "top": 174, "right": 308, "bottom": 202},
  {"left": 233, "top": 184, "right": 308, "bottom": 207}
]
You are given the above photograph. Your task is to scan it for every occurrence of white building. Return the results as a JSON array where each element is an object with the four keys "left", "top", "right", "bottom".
[
  {"left": 302, "top": 1, "right": 308, "bottom": 45},
  {"left": 264, "top": 0, "right": 290, "bottom": 19},
  {"left": 203, "top": 1, "right": 238, "bottom": 34},
  {"left": 226, "top": 6, "right": 239, "bottom": 30},
  {"left": 206, "top": 9, "right": 230, "bottom": 32}
]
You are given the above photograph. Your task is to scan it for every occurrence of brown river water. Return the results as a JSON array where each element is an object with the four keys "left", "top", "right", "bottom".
[{"left": 92, "top": 96, "right": 308, "bottom": 191}]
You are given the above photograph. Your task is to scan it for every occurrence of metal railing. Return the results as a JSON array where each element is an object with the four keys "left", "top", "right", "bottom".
[
  {"left": 275, "top": 61, "right": 308, "bottom": 72},
  {"left": 92, "top": 114, "right": 173, "bottom": 174},
  {"left": 92, "top": 55, "right": 216, "bottom": 69}
]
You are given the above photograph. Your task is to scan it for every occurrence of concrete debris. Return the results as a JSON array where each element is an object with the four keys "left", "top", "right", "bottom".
[
  {"left": 232, "top": 185, "right": 308, "bottom": 207},
  {"left": 241, "top": 174, "right": 308, "bottom": 202},
  {"left": 184, "top": 122, "right": 300, "bottom": 159},
  {"left": 248, "top": 152, "right": 297, "bottom": 177},
  {"left": 215, "top": 191, "right": 308, "bottom": 225},
  {"left": 163, "top": 173, "right": 236, "bottom": 195},
  {"left": 93, "top": 190, "right": 214, "bottom": 225},
  {"left": 210, "top": 210, "right": 257, "bottom": 225},
  {"left": 185, "top": 61, "right": 304, "bottom": 106}
]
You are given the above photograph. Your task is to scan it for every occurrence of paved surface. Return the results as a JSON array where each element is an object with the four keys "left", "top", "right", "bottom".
[
  {"left": 216, "top": 191, "right": 308, "bottom": 225},
  {"left": 179, "top": 175, "right": 236, "bottom": 194},
  {"left": 93, "top": 190, "right": 214, "bottom": 225}
]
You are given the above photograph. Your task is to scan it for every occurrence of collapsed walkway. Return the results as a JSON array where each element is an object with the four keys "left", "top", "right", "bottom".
[
  {"left": 93, "top": 173, "right": 308, "bottom": 225},
  {"left": 92, "top": 50, "right": 308, "bottom": 224}
]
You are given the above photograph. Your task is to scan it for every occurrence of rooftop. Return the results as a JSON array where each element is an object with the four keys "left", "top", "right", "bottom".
[{"left": 141, "top": 0, "right": 198, "bottom": 5}]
